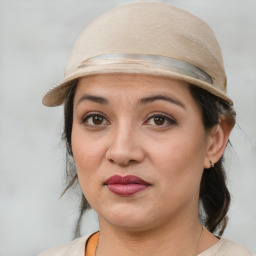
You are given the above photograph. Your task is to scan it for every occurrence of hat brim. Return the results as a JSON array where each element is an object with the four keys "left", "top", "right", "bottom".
[{"left": 42, "top": 62, "right": 232, "bottom": 107}]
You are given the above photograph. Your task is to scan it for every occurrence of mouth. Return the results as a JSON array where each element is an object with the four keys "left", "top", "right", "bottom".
[{"left": 104, "top": 175, "right": 151, "bottom": 196}]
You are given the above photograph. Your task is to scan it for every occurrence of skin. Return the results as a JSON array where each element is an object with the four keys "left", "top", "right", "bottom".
[{"left": 71, "top": 74, "right": 232, "bottom": 256}]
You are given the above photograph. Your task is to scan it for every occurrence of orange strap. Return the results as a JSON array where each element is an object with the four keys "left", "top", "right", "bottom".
[{"left": 85, "top": 232, "right": 100, "bottom": 256}]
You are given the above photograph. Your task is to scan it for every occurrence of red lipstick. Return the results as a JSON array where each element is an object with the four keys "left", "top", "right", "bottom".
[{"left": 104, "top": 175, "right": 150, "bottom": 196}]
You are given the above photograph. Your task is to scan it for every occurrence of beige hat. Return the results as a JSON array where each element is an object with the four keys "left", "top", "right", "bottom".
[{"left": 43, "top": 2, "right": 232, "bottom": 107}]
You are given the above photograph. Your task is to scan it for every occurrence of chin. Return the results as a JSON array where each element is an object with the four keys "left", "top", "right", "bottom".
[{"left": 97, "top": 204, "right": 162, "bottom": 232}]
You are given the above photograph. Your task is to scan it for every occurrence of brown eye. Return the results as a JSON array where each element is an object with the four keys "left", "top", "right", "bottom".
[
  {"left": 83, "top": 114, "right": 109, "bottom": 126},
  {"left": 145, "top": 114, "right": 176, "bottom": 127},
  {"left": 154, "top": 116, "right": 165, "bottom": 125},
  {"left": 92, "top": 115, "right": 104, "bottom": 125}
]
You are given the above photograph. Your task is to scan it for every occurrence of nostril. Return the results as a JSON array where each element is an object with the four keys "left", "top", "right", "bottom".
[
  {"left": 109, "top": 159, "right": 115, "bottom": 164},
  {"left": 108, "top": 157, "right": 139, "bottom": 167}
]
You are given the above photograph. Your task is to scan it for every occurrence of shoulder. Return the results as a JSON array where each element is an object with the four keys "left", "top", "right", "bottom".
[
  {"left": 218, "top": 239, "right": 253, "bottom": 256},
  {"left": 38, "top": 235, "right": 90, "bottom": 256},
  {"left": 199, "top": 238, "right": 254, "bottom": 256}
]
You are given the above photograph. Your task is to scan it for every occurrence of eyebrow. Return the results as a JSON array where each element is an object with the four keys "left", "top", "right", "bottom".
[
  {"left": 76, "top": 94, "right": 109, "bottom": 106},
  {"left": 138, "top": 94, "right": 186, "bottom": 109},
  {"left": 76, "top": 93, "right": 185, "bottom": 110}
]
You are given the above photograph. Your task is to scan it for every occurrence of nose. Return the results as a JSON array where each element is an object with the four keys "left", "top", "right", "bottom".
[{"left": 105, "top": 123, "right": 145, "bottom": 167}]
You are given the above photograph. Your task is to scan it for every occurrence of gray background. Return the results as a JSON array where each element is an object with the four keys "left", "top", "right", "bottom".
[{"left": 0, "top": 0, "right": 255, "bottom": 255}]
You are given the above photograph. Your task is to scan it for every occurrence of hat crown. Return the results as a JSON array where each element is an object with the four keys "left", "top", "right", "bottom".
[{"left": 65, "top": 2, "right": 225, "bottom": 91}]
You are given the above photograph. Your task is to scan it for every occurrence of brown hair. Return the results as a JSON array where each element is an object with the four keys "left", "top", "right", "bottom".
[{"left": 62, "top": 81, "right": 236, "bottom": 237}]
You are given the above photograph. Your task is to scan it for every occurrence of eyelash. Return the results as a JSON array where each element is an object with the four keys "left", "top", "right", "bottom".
[
  {"left": 81, "top": 112, "right": 177, "bottom": 127},
  {"left": 82, "top": 112, "right": 110, "bottom": 126},
  {"left": 144, "top": 112, "right": 177, "bottom": 127}
]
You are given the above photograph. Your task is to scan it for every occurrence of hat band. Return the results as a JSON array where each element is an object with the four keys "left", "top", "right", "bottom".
[{"left": 77, "top": 53, "right": 213, "bottom": 84}]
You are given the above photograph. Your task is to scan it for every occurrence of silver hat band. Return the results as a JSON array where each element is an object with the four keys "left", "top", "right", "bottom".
[{"left": 77, "top": 53, "right": 213, "bottom": 84}]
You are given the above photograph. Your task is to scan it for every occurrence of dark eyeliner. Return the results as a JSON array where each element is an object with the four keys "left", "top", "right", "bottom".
[
  {"left": 81, "top": 112, "right": 108, "bottom": 125},
  {"left": 146, "top": 112, "right": 177, "bottom": 126}
]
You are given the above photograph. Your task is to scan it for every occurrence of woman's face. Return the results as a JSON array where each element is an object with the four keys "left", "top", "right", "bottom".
[{"left": 72, "top": 74, "right": 212, "bottom": 231}]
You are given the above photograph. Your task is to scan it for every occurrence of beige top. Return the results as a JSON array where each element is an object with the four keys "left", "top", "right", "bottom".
[{"left": 38, "top": 235, "right": 254, "bottom": 256}]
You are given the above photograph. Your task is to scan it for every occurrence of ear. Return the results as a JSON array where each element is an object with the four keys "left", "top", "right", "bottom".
[{"left": 204, "top": 117, "right": 234, "bottom": 169}]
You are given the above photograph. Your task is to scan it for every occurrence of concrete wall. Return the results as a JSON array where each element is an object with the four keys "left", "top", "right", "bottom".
[{"left": 1, "top": 0, "right": 255, "bottom": 255}]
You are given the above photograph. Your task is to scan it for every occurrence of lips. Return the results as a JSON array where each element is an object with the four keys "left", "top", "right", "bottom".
[{"left": 104, "top": 175, "right": 151, "bottom": 196}]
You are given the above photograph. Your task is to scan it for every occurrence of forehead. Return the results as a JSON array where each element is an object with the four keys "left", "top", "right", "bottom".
[{"left": 74, "top": 74, "right": 191, "bottom": 100}]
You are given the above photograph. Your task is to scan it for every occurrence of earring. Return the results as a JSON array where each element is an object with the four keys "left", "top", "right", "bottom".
[{"left": 209, "top": 160, "right": 214, "bottom": 168}]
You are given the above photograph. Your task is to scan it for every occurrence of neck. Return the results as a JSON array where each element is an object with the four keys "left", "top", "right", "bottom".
[{"left": 96, "top": 217, "right": 207, "bottom": 256}]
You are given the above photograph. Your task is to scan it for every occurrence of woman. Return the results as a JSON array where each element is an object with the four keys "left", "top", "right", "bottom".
[{"left": 40, "top": 2, "right": 253, "bottom": 256}]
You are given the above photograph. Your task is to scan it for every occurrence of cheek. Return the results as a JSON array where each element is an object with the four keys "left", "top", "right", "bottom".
[
  {"left": 150, "top": 130, "right": 207, "bottom": 194},
  {"left": 71, "top": 128, "right": 105, "bottom": 190},
  {"left": 72, "top": 126, "right": 104, "bottom": 162},
  {"left": 152, "top": 133, "right": 206, "bottom": 169}
]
